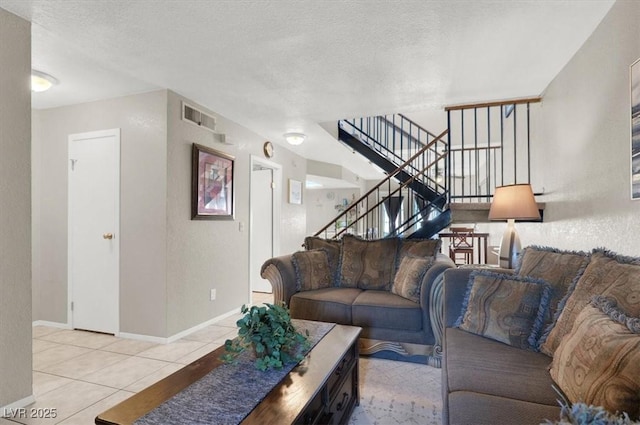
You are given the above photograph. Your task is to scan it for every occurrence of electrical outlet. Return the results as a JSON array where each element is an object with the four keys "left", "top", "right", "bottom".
[{"left": 210, "top": 289, "right": 217, "bottom": 301}]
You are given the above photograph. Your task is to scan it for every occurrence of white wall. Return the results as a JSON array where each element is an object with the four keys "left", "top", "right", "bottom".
[
  {"left": 478, "top": 0, "right": 640, "bottom": 256},
  {"left": 306, "top": 188, "right": 362, "bottom": 236},
  {"left": 32, "top": 90, "right": 169, "bottom": 337},
  {"left": 0, "top": 7, "right": 32, "bottom": 407}
]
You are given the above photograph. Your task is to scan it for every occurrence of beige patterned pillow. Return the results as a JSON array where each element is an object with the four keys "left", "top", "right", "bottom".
[
  {"left": 550, "top": 297, "right": 640, "bottom": 419},
  {"left": 391, "top": 256, "right": 434, "bottom": 303},
  {"left": 339, "top": 234, "right": 399, "bottom": 290},
  {"left": 456, "top": 271, "right": 551, "bottom": 350},
  {"left": 396, "top": 238, "right": 441, "bottom": 269},
  {"left": 517, "top": 246, "right": 590, "bottom": 341},
  {"left": 291, "top": 250, "right": 334, "bottom": 291},
  {"left": 541, "top": 250, "right": 640, "bottom": 356},
  {"left": 303, "top": 236, "right": 341, "bottom": 281}
]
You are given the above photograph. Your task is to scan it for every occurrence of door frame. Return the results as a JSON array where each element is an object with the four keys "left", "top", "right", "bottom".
[
  {"left": 67, "top": 128, "right": 121, "bottom": 333},
  {"left": 249, "top": 155, "right": 282, "bottom": 300}
]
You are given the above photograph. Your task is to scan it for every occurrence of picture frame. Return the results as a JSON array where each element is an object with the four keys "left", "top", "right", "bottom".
[
  {"left": 631, "top": 58, "right": 640, "bottom": 199},
  {"left": 289, "top": 179, "right": 302, "bottom": 205},
  {"left": 192, "top": 143, "right": 235, "bottom": 219}
]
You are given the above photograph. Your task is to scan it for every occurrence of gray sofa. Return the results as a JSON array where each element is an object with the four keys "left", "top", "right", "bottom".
[
  {"left": 441, "top": 246, "right": 640, "bottom": 425},
  {"left": 442, "top": 268, "right": 560, "bottom": 425},
  {"left": 261, "top": 235, "right": 455, "bottom": 366}
]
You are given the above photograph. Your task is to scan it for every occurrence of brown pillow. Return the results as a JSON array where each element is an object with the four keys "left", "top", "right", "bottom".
[
  {"left": 339, "top": 234, "right": 399, "bottom": 290},
  {"left": 516, "top": 246, "right": 590, "bottom": 353},
  {"left": 391, "top": 256, "right": 434, "bottom": 303},
  {"left": 550, "top": 296, "right": 640, "bottom": 419},
  {"left": 303, "top": 236, "right": 341, "bottom": 282},
  {"left": 396, "top": 238, "right": 441, "bottom": 269},
  {"left": 455, "top": 271, "right": 551, "bottom": 350},
  {"left": 291, "top": 249, "right": 334, "bottom": 291},
  {"left": 541, "top": 250, "right": 640, "bottom": 356}
]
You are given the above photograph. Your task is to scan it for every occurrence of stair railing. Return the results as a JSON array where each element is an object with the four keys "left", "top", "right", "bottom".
[{"left": 314, "top": 129, "right": 448, "bottom": 240}]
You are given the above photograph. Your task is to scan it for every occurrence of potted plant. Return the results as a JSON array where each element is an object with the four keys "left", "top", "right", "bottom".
[{"left": 223, "top": 303, "right": 310, "bottom": 371}]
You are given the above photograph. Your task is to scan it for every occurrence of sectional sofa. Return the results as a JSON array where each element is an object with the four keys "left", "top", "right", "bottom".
[
  {"left": 441, "top": 246, "right": 640, "bottom": 425},
  {"left": 261, "top": 234, "right": 455, "bottom": 365}
]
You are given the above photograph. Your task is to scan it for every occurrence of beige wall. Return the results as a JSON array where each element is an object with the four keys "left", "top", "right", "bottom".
[
  {"left": 32, "top": 90, "right": 169, "bottom": 337},
  {"left": 165, "top": 91, "right": 307, "bottom": 336},
  {"left": 0, "top": 8, "right": 32, "bottom": 407},
  {"left": 306, "top": 188, "right": 362, "bottom": 236},
  {"left": 32, "top": 89, "right": 307, "bottom": 339},
  {"left": 477, "top": 0, "right": 640, "bottom": 256}
]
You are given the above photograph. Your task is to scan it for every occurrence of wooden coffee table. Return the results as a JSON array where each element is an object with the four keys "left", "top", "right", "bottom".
[{"left": 95, "top": 324, "right": 361, "bottom": 425}]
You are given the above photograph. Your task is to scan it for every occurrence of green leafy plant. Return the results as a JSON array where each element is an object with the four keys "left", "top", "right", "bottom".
[{"left": 222, "top": 303, "right": 310, "bottom": 371}]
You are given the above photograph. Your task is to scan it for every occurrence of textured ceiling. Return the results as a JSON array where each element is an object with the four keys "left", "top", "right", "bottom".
[{"left": 0, "top": 0, "right": 615, "bottom": 179}]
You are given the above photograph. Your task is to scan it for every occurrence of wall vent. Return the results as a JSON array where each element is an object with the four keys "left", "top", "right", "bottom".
[{"left": 182, "top": 102, "right": 217, "bottom": 133}]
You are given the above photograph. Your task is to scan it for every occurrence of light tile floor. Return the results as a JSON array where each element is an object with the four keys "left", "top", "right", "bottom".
[{"left": 3, "top": 292, "right": 273, "bottom": 425}]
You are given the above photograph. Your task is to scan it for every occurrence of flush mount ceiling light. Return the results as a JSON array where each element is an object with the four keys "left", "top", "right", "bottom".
[
  {"left": 284, "top": 132, "right": 306, "bottom": 146},
  {"left": 31, "top": 70, "right": 59, "bottom": 92}
]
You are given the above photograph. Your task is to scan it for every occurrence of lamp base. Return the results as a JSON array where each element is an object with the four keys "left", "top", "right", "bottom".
[{"left": 498, "top": 219, "right": 522, "bottom": 269}]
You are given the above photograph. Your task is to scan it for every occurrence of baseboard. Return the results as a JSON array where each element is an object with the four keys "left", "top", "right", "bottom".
[
  {"left": 1, "top": 394, "right": 35, "bottom": 415},
  {"left": 119, "top": 307, "right": 241, "bottom": 345},
  {"left": 32, "top": 320, "right": 71, "bottom": 329}
]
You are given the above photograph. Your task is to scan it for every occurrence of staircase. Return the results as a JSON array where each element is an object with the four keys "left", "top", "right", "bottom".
[
  {"left": 315, "top": 114, "right": 450, "bottom": 240},
  {"left": 315, "top": 97, "right": 542, "bottom": 241}
]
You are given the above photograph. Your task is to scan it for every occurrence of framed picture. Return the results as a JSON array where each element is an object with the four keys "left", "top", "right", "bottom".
[
  {"left": 192, "top": 143, "right": 235, "bottom": 219},
  {"left": 289, "top": 179, "right": 302, "bottom": 205},
  {"left": 631, "top": 58, "right": 640, "bottom": 199}
]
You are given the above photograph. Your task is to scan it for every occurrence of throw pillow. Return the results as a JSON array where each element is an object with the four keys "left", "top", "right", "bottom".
[
  {"left": 291, "top": 249, "right": 334, "bottom": 292},
  {"left": 516, "top": 246, "right": 590, "bottom": 353},
  {"left": 391, "top": 255, "right": 434, "bottom": 303},
  {"left": 455, "top": 271, "right": 551, "bottom": 350},
  {"left": 396, "top": 238, "right": 441, "bottom": 269},
  {"left": 550, "top": 296, "right": 640, "bottom": 419},
  {"left": 541, "top": 249, "right": 640, "bottom": 356},
  {"left": 303, "top": 236, "right": 341, "bottom": 282},
  {"left": 339, "top": 234, "right": 399, "bottom": 290}
]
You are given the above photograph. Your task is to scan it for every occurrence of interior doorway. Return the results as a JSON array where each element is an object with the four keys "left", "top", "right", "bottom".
[
  {"left": 68, "top": 129, "right": 120, "bottom": 334},
  {"left": 249, "top": 156, "right": 281, "bottom": 296}
]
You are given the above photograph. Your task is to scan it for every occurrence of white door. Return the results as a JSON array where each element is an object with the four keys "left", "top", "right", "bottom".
[
  {"left": 250, "top": 166, "right": 274, "bottom": 293},
  {"left": 68, "top": 129, "right": 120, "bottom": 334}
]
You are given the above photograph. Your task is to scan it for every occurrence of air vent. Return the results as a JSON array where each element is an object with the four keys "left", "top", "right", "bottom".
[{"left": 182, "top": 102, "right": 217, "bottom": 133}]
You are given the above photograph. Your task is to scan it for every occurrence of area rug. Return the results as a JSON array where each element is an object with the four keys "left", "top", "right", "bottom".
[{"left": 350, "top": 357, "right": 442, "bottom": 425}]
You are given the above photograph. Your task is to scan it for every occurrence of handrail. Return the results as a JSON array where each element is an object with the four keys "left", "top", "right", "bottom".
[
  {"left": 397, "top": 113, "right": 439, "bottom": 140},
  {"left": 331, "top": 151, "right": 448, "bottom": 239},
  {"left": 314, "top": 128, "right": 448, "bottom": 237},
  {"left": 444, "top": 96, "right": 541, "bottom": 111}
]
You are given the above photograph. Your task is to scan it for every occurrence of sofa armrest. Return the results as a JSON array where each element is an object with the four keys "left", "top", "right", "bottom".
[
  {"left": 419, "top": 254, "right": 455, "bottom": 367},
  {"left": 260, "top": 255, "right": 298, "bottom": 306},
  {"left": 442, "top": 267, "right": 515, "bottom": 328}
]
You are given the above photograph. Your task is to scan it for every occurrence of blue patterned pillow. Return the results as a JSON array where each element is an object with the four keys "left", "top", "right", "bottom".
[{"left": 456, "top": 271, "right": 552, "bottom": 350}]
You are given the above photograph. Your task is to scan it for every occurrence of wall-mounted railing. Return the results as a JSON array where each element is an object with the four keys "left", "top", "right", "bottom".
[{"left": 446, "top": 97, "right": 541, "bottom": 202}]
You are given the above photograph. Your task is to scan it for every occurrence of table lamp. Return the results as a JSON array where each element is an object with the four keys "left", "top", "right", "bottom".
[{"left": 488, "top": 184, "right": 540, "bottom": 268}]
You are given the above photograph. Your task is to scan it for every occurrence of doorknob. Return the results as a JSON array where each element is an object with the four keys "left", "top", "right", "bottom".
[{"left": 103, "top": 233, "right": 113, "bottom": 240}]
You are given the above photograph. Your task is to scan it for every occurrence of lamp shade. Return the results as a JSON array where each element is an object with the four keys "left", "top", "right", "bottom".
[
  {"left": 284, "top": 132, "right": 305, "bottom": 146},
  {"left": 488, "top": 184, "right": 540, "bottom": 220}
]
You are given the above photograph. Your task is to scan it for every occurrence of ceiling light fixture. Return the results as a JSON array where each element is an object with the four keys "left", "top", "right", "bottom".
[
  {"left": 31, "top": 70, "right": 59, "bottom": 92},
  {"left": 284, "top": 132, "right": 306, "bottom": 146}
]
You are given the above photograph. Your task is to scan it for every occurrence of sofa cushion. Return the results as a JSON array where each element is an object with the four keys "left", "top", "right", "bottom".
[
  {"left": 516, "top": 246, "right": 590, "bottom": 340},
  {"left": 391, "top": 255, "right": 433, "bottom": 303},
  {"left": 352, "top": 290, "right": 422, "bottom": 331},
  {"left": 456, "top": 271, "right": 551, "bottom": 350},
  {"left": 303, "top": 236, "right": 341, "bottom": 282},
  {"left": 541, "top": 249, "right": 640, "bottom": 356},
  {"left": 339, "top": 234, "right": 399, "bottom": 290},
  {"left": 291, "top": 249, "right": 334, "bottom": 291},
  {"left": 448, "top": 391, "right": 560, "bottom": 425},
  {"left": 550, "top": 297, "right": 640, "bottom": 419},
  {"left": 396, "top": 238, "right": 441, "bottom": 269},
  {"left": 445, "top": 327, "right": 557, "bottom": 406},
  {"left": 289, "top": 288, "right": 362, "bottom": 325}
]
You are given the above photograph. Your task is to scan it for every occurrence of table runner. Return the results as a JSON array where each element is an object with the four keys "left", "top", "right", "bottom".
[{"left": 134, "top": 320, "right": 335, "bottom": 425}]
